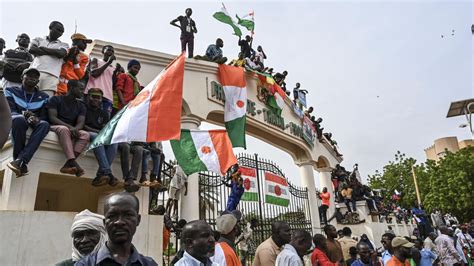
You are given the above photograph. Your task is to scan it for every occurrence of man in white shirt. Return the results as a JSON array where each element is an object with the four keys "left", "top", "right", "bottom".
[
  {"left": 166, "top": 164, "right": 188, "bottom": 218},
  {"left": 29, "top": 21, "right": 69, "bottom": 92},
  {"left": 275, "top": 229, "right": 312, "bottom": 266}
]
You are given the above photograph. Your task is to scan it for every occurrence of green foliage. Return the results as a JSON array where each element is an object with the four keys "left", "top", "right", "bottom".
[{"left": 369, "top": 148, "right": 474, "bottom": 222}]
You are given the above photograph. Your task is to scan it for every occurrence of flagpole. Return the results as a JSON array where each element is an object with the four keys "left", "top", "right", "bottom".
[{"left": 411, "top": 165, "right": 421, "bottom": 206}]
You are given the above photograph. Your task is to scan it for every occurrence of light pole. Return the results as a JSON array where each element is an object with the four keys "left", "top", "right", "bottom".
[{"left": 447, "top": 99, "right": 474, "bottom": 138}]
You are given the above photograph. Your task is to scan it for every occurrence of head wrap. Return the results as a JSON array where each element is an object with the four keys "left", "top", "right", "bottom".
[
  {"left": 127, "top": 59, "right": 141, "bottom": 69},
  {"left": 71, "top": 209, "right": 107, "bottom": 261}
]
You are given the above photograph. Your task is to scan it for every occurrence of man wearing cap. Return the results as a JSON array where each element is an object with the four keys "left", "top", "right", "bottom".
[
  {"left": 29, "top": 21, "right": 69, "bottom": 92},
  {"left": 116, "top": 59, "right": 141, "bottom": 110},
  {"left": 5, "top": 68, "right": 50, "bottom": 176},
  {"left": 2, "top": 33, "right": 33, "bottom": 89},
  {"left": 56, "top": 209, "right": 106, "bottom": 266},
  {"left": 56, "top": 33, "right": 91, "bottom": 96},
  {"left": 175, "top": 220, "right": 219, "bottom": 266},
  {"left": 212, "top": 213, "right": 242, "bottom": 265},
  {"left": 84, "top": 88, "right": 119, "bottom": 187},
  {"left": 86, "top": 45, "right": 120, "bottom": 115},
  {"left": 387, "top": 237, "right": 414, "bottom": 266}
]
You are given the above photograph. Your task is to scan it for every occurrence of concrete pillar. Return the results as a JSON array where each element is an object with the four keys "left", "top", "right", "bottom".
[
  {"left": 0, "top": 160, "right": 41, "bottom": 211},
  {"left": 179, "top": 116, "right": 202, "bottom": 222},
  {"left": 297, "top": 161, "right": 321, "bottom": 234},
  {"left": 318, "top": 170, "right": 335, "bottom": 224}
]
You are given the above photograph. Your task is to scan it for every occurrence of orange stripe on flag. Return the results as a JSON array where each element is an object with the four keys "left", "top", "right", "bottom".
[
  {"left": 218, "top": 65, "right": 246, "bottom": 88},
  {"left": 147, "top": 53, "right": 186, "bottom": 141},
  {"left": 264, "top": 172, "right": 288, "bottom": 186},
  {"left": 273, "top": 83, "right": 287, "bottom": 99},
  {"left": 208, "top": 129, "right": 238, "bottom": 175},
  {"left": 239, "top": 166, "right": 256, "bottom": 177}
]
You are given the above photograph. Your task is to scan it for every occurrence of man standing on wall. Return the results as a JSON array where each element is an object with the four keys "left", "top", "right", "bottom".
[{"left": 170, "top": 8, "right": 197, "bottom": 58}]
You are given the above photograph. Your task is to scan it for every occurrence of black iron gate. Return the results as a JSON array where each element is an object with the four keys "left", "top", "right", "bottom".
[{"left": 199, "top": 153, "right": 312, "bottom": 257}]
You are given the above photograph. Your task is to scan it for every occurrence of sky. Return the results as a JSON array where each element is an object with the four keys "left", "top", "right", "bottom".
[{"left": 1, "top": 0, "right": 472, "bottom": 186}]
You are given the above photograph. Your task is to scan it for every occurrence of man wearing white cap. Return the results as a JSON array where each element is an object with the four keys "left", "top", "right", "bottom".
[
  {"left": 56, "top": 209, "right": 106, "bottom": 266},
  {"left": 386, "top": 237, "right": 414, "bottom": 266},
  {"left": 211, "top": 213, "right": 241, "bottom": 265}
]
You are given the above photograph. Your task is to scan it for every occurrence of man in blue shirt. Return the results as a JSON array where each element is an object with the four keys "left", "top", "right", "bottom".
[
  {"left": 414, "top": 239, "right": 437, "bottom": 266},
  {"left": 351, "top": 242, "right": 381, "bottom": 266},
  {"left": 5, "top": 67, "right": 49, "bottom": 177},
  {"left": 381, "top": 232, "right": 396, "bottom": 266},
  {"left": 194, "top": 38, "right": 227, "bottom": 64}
]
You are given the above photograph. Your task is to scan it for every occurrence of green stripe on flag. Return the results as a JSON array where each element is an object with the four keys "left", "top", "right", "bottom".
[
  {"left": 265, "top": 195, "right": 290, "bottom": 207},
  {"left": 225, "top": 116, "right": 246, "bottom": 148},
  {"left": 266, "top": 96, "right": 282, "bottom": 116},
  {"left": 170, "top": 130, "right": 208, "bottom": 175},
  {"left": 87, "top": 106, "right": 128, "bottom": 151},
  {"left": 241, "top": 192, "right": 258, "bottom": 201}
]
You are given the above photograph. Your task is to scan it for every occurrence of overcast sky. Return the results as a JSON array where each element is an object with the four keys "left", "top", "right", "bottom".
[{"left": 1, "top": 0, "right": 472, "bottom": 186}]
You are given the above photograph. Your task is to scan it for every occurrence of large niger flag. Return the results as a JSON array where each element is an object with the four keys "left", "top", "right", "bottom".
[
  {"left": 219, "top": 64, "right": 246, "bottom": 148},
  {"left": 264, "top": 172, "right": 290, "bottom": 207},
  {"left": 87, "top": 53, "right": 185, "bottom": 150},
  {"left": 240, "top": 166, "right": 258, "bottom": 201},
  {"left": 170, "top": 129, "right": 238, "bottom": 176}
]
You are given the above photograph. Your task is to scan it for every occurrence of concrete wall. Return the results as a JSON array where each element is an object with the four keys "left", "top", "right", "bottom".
[{"left": 0, "top": 211, "right": 163, "bottom": 265}]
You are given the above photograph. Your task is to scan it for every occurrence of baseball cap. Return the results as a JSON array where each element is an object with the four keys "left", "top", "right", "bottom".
[
  {"left": 216, "top": 214, "right": 237, "bottom": 235},
  {"left": 22, "top": 67, "right": 40, "bottom": 77},
  {"left": 88, "top": 88, "right": 103, "bottom": 96},
  {"left": 392, "top": 236, "right": 415, "bottom": 248},
  {"left": 71, "top": 33, "right": 92, "bottom": 43}
]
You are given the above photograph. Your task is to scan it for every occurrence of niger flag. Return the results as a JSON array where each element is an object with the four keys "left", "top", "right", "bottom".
[{"left": 219, "top": 64, "right": 246, "bottom": 148}]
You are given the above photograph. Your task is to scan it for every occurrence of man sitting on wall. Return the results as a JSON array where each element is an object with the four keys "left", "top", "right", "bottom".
[
  {"left": 5, "top": 68, "right": 49, "bottom": 177},
  {"left": 48, "top": 80, "right": 89, "bottom": 176}
]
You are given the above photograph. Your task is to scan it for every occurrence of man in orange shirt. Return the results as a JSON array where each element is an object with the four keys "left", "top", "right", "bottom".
[
  {"left": 318, "top": 187, "right": 331, "bottom": 224},
  {"left": 56, "top": 33, "right": 91, "bottom": 95},
  {"left": 212, "top": 213, "right": 241, "bottom": 265},
  {"left": 386, "top": 237, "right": 413, "bottom": 266}
]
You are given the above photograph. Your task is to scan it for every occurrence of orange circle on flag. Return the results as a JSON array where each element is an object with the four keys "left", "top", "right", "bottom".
[
  {"left": 129, "top": 90, "right": 150, "bottom": 108},
  {"left": 201, "top": 146, "right": 212, "bottom": 154},
  {"left": 244, "top": 178, "right": 251, "bottom": 190},
  {"left": 274, "top": 185, "right": 282, "bottom": 196},
  {"left": 236, "top": 100, "right": 245, "bottom": 108}
]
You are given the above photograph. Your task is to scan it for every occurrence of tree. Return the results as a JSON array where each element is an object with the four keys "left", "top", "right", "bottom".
[
  {"left": 423, "top": 148, "right": 474, "bottom": 222},
  {"left": 369, "top": 148, "right": 474, "bottom": 222}
]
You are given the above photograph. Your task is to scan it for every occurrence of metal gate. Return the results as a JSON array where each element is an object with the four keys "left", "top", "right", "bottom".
[{"left": 199, "top": 153, "right": 312, "bottom": 257}]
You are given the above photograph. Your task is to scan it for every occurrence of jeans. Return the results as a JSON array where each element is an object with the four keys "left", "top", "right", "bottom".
[
  {"left": 180, "top": 35, "right": 194, "bottom": 58},
  {"left": 11, "top": 115, "right": 50, "bottom": 163},
  {"left": 118, "top": 143, "right": 143, "bottom": 180},
  {"left": 90, "top": 132, "right": 118, "bottom": 176},
  {"left": 344, "top": 198, "right": 356, "bottom": 212},
  {"left": 141, "top": 149, "right": 161, "bottom": 176},
  {"left": 319, "top": 204, "right": 329, "bottom": 224}
]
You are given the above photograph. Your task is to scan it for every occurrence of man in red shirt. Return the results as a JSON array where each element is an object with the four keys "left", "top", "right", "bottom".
[
  {"left": 311, "top": 234, "right": 337, "bottom": 266},
  {"left": 318, "top": 187, "right": 331, "bottom": 225},
  {"left": 116, "top": 59, "right": 141, "bottom": 110}
]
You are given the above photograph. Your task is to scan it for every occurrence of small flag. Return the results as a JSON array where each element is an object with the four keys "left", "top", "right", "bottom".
[
  {"left": 239, "top": 167, "right": 258, "bottom": 201},
  {"left": 264, "top": 172, "right": 290, "bottom": 207},
  {"left": 170, "top": 129, "right": 238, "bottom": 176},
  {"left": 219, "top": 64, "right": 246, "bottom": 148},
  {"left": 87, "top": 53, "right": 185, "bottom": 150},
  {"left": 213, "top": 4, "right": 242, "bottom": 37}
]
